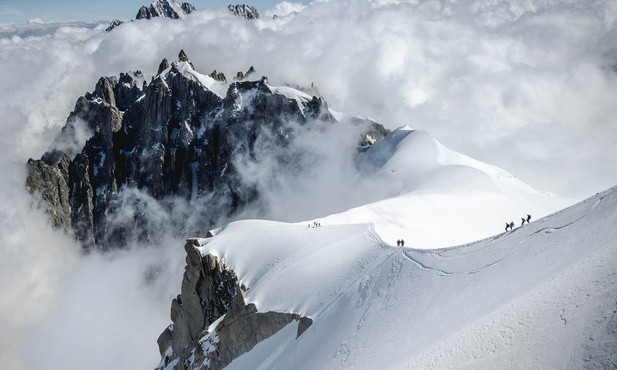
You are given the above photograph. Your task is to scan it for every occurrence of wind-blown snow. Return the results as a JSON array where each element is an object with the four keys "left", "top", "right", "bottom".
[{"left": 198, "top": 185, "right": 617, "bottom": 369}]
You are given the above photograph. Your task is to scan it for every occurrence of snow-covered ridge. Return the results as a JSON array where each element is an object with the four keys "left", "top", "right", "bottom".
[
  {"left": 188, "top": 185, "right": 617, "bottom": 369},
  {"left": 310, "top": 127, "right": 573, "bottom": 248},
  {"left": 157, "top": 58, "right": 323, "bottom": 112},
  {"left": 159, "top": 60, "right": 227, "bottom": 98}
]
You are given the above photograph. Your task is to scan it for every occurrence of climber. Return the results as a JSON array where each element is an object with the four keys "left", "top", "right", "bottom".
[
  {"left": 521, "top": 217, "right": 526, "bottom": 226},
  {"left": 510, "top": 221, "right": 515, "bottom": 230},
  {"left": 527, "top": 214, "right": 531, "bottom": 223},
  {"left": 401, "top": 239, "right": 405, "bottom": 247},
  {"left": 397, "top": 240, "right": 401, "bottom": 247},
  {"left": 505, "top": 222, "right": 510, "bottom": 231}
]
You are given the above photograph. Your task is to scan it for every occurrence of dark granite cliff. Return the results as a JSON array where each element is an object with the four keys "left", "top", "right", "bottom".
[{"left": 26, "top": 51, "right": 387, "bottom": 251}]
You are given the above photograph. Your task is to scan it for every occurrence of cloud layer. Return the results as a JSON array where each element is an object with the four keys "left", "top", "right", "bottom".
[{"left": 1, "top": 1, "right": 617, "bottom": 368}]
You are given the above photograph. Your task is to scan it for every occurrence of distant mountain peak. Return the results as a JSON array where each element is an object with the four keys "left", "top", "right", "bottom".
[
  {"left": 228, "top": 4, "right": 260, "bottom": 19},
  {"left": 106, "top": 0, "right": 196, "bottom": 31},
  {"left": 136, "top": 0, "right": 195, "bottom": 20}
]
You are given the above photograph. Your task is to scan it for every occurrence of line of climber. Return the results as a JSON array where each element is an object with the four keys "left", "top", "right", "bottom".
[{"left": 505, "top": 214, "right": 531, "bottom": 231}]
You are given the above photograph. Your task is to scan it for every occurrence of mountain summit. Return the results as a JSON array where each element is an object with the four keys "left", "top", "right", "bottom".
[
  {"left": 106, "top": 0, "right": 196, "bottom": 31},
  {"left": 228, "top": 4, "right": 260, "bottom": 19},
  {"left": 136, "top": 0, "right": 196, "bottom": 20}
]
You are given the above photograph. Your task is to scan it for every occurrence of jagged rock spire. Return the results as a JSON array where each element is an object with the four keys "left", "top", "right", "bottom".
[
  {"left": 157, "top": 58, "right": 170, "bottom": 75},
  {"left": 177, "top": 50, "right": 195, "bottom": 69},
  {"left": 178, "top": 49, "right": 189, "bottom": 62}
]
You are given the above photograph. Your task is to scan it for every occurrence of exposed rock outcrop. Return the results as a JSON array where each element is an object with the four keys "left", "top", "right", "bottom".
[
  {"left": 358, "top": 119, "right": 391, "bottom": 151},
  {"left": 228, "top": 4, "right": 260, "bottom": 20},
  {"left": 167, "top": 239, "right": 239, "bottom": 363},
  {"left": 233, "top": 66, "right": 255, "bottom": 81},
  {"left": 156, "top": 239, "right": 312, "bottom": 370},
  {"left": 26, "top": 155, "right": 71, "bottom": 232},
  {"left": 209, "top": 70, "right": 226, "bottom": 83},
  {"left": 158, "top": 58, "right": 170, "bottom": 74}
]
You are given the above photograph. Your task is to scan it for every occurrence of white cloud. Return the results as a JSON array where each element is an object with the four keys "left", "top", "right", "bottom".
[{"left": 1, "top": 0, "right": 617, "bottom": 368}]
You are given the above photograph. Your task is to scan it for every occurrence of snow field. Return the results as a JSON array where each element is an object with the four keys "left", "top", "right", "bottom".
[{"left": 196, "top": 185, "right": 617, "bottom": 369}]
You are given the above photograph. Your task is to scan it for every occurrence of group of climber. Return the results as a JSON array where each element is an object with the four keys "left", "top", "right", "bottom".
[
  {"left": 396, "top": 239, "right": 405, "bottom": 247},
  {"left": 308, "top": 221, "right": 322, "bottom": 228},
  {"left": 505, "top": 214, "right": 531, "bottom": 231}
]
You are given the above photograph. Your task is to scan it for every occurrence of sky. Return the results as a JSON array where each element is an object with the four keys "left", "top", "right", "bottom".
[
  {"left": 1, "top": 0, "right": 617, "bottom": 369},
  {"left": 0, "top": 0, "right": 301, "bottom": 22}
]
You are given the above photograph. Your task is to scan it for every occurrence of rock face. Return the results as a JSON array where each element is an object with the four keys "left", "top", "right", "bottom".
[
  {"left": 167, "top": 239, "right": 239, "bottom": 364},
  {"left": 28, "top": 51, "right": 387, "bottom": 250},
  {"left": 228, "top": 4, "right": 260, "bottom": 19},
  {"left": 137, "top": 0, "right": 196, "bottom": 20},
  {"left": 107, "top": 0, "right": 196, "bottom": 32},
  {"left": 26, "top": 155, "right": 71, "bottom": 232},
  {"left": 156, "top": 239, "right": 312, "bottom": 370}
]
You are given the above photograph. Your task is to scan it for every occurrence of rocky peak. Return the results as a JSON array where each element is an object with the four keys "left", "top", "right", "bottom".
[
  {"left": 137, "top": 0, "right": 194, "bottom": 20},
  {"left": 234, "top": 65, "right": 255, "bottom": 80},
  {"left": 93, "top": 77, "right": 117, "bottom": 107},
  {"left": 157, "top": 58, "right": 170, "bottom": 75},
  {"left": 107, "top": 0, "right": 196, "bottom": 31},
  {"left": 209, "top": 70, "right": 227, "bottom": 83},
  {"left": 228, "top": 4, "right": 260, "bottom": 19},
  {"left": 177, "top": 49, "right": 196, "bottom": 69},
  {"left": 178, "top": 49, "right": 189, "bottom": 62},
  {"left": 180, "top": 2, "right": 196, "bottom": 14}
]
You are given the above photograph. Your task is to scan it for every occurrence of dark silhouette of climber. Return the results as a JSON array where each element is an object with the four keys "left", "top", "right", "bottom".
[
  {"left": 510, "top": 221, "right": 515, "bottom": 230},
  {"left": 527, "top": 214, "right": 531, "bottom": 223}
]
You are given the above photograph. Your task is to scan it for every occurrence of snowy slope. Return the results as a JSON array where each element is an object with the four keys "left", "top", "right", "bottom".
[
  {"left": 317, "top": 127, "right": 573, "bottom": 248},
  {"left": 197, "top": 185, "right": 617, "bottom": 369},
  {"left": 159, "top": 61, "right": 227, "bottom": 98}
]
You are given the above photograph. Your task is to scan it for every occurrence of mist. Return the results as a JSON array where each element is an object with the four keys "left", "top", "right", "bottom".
[{"left": 1, "top": 0, "right": 617, "bottom": 368}]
